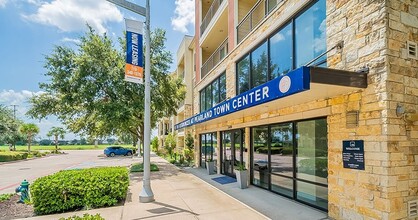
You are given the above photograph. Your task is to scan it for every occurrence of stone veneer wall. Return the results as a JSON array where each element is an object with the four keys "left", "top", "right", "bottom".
[{"left": 192, "top": 0, "right": 418, "bottom": 218}]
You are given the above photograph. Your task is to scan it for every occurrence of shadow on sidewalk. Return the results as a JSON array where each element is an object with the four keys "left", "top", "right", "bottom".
[{"left": 130, "top": 201, "right": 198, "bottom": 220}]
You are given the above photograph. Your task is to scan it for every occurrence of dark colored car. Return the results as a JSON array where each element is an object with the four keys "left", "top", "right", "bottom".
[{"left": 104, "top": 146, "right": 133, "bottom": 157}]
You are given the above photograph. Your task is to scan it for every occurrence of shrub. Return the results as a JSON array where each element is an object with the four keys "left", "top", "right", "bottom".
[
  {"left": 0, "top": 152, "right": 28, "bottom": 162},
  {"left": 130, "top": 163, "right": 159, "bottom": 172},
  {"left": 59, "top": 213, "right": 104, "bottom": 220},
  {"left": 168, "top": 158, "right": 176, "bottom": 164},
  {"left": 151, "top": 137, "right": 159, "bottom": 153},
  {"left": 31, "top": 167, "right": 129, "bottom": 215},
  {"left": 298, "top": 158, "right": 328, "bottom": 178},
  {"left": 256, "top": 147, "right": 282, "bottom": 154},
  {"left": 0, "top": 193, "right": 14, "bottom": 202}
]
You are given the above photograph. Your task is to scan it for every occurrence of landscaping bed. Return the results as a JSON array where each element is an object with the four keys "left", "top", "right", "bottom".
[{"left": 0, "top": 194, "right": 34, "bottom": 220}]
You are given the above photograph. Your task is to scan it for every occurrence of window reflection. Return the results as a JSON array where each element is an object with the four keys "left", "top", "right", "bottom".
[
  {"left": 270, "top": 22, "right": 293, "bottom": 79},
  {"left": 237, "top": 55, "right": 250, "bottom": 94},
  {"left": 252, "top": 126, "right": 269, "bottom": 189},
  {"left": 297, "top": 181, "right": 328, "bottom": 210},
  {"left": 270, "top": 123, "right": 293, "bottom": 177},
  {"left": 200, "top": 134, "right": 206, "bottom": 168},
  {"left": 296, "top": 118, "right": 328, "bottom": 185},
  {"left": 212, "top": 79, "right": 219, "bottom": 106},
  {"left": 251, "top": 42, "right": 268, "bottom": 87},
  {"left": 295, "top": 0, "right": 326, "bottom": 67},
  {"left": 200, "top": 73, "right": 226, "bottom": 112}
]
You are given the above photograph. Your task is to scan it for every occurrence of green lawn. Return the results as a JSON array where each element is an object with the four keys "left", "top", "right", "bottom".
[{"left": 0, "top": 144, "right": 134, "bottom": 152}]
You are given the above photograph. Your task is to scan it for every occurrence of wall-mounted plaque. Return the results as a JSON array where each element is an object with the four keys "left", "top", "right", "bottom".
[{"left": 342, "top": 140, "right": 364, "bottom": 170}]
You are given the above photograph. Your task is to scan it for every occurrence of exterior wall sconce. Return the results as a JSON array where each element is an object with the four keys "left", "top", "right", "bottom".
[
  {"left": 396, "top": 104, "right": 405, "bottom": 117},
  {"left": 396, "top": 104, "right": 418, "bottom": 122}
]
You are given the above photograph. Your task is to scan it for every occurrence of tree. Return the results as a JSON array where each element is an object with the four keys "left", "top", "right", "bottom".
[
  {"left": 164, "top": 133, "right": 176, "bottom": 158},
  {"left": 47, "top": 127, "right": 66, "bottom": 152},
  {"left": 19, "top": 123, "right": 40, "bottom": 152},
  {"left": 0, "top": 105, "right": 23, "bottom": 150},
  {"left": 28, "top": 26, "right": 185, "bottom": 143},
  {"left": 184, "top": 133, "right": 194, "bottom": 163}
]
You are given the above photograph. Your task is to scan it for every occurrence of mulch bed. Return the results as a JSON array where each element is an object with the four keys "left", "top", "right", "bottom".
[{"left": 0, "top": 194, "right": 35, "bottom": 220}]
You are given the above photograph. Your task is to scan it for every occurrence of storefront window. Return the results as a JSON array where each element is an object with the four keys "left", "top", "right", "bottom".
[
  {"left": 251, "top": 42, "right": 268, "bottom": 87},
  {"left": 200, "top": 132, "right": 217, "bottom": 168},
  {"left": 296, "top": 119, "right": 327, "bottom": 183},
  {"left": 270, "top": 123, "right": 293, "bottom": 177},
  {"left": 296, "top": 118, "right": 328, "bottom": 210},
  {"left": 251, "top": 117, "right": 328, "bottom": 211},
  {"left": 270, "top": 22, "right": 293, "bottom": 79},
  {"left": 252, "top": 126, "right": 269, "bottom": 189},
  {"left": 295, "top": 0, "right": 326, "bottom": 67}
]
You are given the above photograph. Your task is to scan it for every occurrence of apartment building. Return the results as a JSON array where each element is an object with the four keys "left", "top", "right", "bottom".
[
  {"left": 174, "top": 0, "right": 418, "bottom": 218},
  {"left": 157, "top": 35, "right": 195, "bottom": 150}
]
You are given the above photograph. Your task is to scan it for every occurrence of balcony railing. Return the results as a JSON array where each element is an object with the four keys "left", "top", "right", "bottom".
[
  {"left": 237, "top": 0, "right": 281, "bottom": 43},
  {"left": 201, "top": 38, "right": 228, "bottom": 79},
  {"left": 200, "top": 0, "right": 224, "bottom": 36}
]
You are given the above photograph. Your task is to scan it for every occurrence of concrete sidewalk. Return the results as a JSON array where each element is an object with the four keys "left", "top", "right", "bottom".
[{"left": 25, "top": 154, "right": 267, "bottom": 220}]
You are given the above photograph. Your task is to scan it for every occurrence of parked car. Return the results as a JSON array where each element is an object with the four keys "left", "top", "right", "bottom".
[{"left": 104, "top": 146, "right": 133, "bottom": 157}]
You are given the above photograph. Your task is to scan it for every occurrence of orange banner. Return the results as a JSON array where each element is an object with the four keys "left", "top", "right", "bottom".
[{"left": 125, "top": 64, "right": 144, "bottom": 84}]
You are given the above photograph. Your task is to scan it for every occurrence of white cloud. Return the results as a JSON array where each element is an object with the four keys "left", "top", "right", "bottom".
[
  {"left": 61, "top": 37, "right": 80, "bottom": 44},
  {"left": 0, "top": 0, "right": 7, "bottom": 8},
  {"left": 171, "top": 0, "right": 194, "bottom": 33},
  {"left": 0, "top": 90, "right": 77, "bottom": 140},
  {"left": 26, "top": 0, "right": 44, "bottom": 6},
  {"left": 23, "top": 0, "right": 123, "bottom": 33},
  {"left": 271, "top": 33, "right": 284, "bottom": 43}
]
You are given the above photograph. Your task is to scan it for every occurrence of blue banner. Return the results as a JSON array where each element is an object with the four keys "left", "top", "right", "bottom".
[
  {"left": 125, "top": 19, "right": 144, "bottom": 84},
  {"left": 126, "top": 31, "right": 143, "bottom": 66},
  {"left": 175, "top": 66, "right": 311, "bottom": 130}
]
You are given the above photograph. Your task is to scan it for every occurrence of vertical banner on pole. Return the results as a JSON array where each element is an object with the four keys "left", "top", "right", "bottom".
[{"left": 125, "top": 19, "right": 144, "bottom": 84}]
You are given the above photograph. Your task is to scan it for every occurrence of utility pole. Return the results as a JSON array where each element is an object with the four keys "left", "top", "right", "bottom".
[
  {"left": 105, "top": 0, "right": 154, "bottom": 203},
  {"left": 10, "top": 104, "right": 18, "bottom": 151}
]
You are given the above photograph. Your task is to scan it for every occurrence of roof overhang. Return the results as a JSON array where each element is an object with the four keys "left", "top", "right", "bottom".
[{"left": 175, "top": 66, "right": 367, "bottom": 130}]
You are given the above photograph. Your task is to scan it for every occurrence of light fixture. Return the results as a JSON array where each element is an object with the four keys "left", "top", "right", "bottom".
[{"left": 396, "top": 104, "right": 405, "bottom": 117}]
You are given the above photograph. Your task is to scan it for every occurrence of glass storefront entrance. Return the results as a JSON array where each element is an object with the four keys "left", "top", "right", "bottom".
[
  {"left": 251, "top": 118, "right": 328, "bottom": 211},
  {"left": 221, "top": 129, "right": 245, "bottom": 178},
  {"left": 200, "top": 132, "right": 217, "bottom": 168}
]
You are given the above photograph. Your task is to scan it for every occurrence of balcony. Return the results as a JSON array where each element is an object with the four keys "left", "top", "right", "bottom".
[
  {"left": 200, "top": 0, "right": 224, "bottom": 36},
  {"left": 201, "top": 38, "right": 228, "bottom": 79},
  {"left": 237, "top": 0, "right": 281, "bottom": 43}
]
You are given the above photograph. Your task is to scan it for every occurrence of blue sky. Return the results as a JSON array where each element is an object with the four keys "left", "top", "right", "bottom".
[{"left": 0, "top": 0, "right": 194, "bottom": 140}]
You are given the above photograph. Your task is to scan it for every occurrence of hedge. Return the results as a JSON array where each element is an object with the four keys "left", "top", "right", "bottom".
[
  {"left": 0, "top": 152, "right": 28, "bottom": 162},
  {"left": 130, "top": 163, "right": 159, "bottom": 172},
  {"left": 298, "top": 158, "right": 328, "bottom": 178},
  {"left": 31, "top": 167, "right": 129, "bottom": 215}
]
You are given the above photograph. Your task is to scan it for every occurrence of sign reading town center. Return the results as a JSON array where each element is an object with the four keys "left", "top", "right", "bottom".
[
  {"left": 175, "top": 66, "right": 311, "bottom": 130},
  {"left": 125, "top": 19, "right": 144, "bottom": 84}
]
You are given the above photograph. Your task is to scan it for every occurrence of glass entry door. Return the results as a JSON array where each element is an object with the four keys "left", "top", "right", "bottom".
[{"left": 221, "top": 129, "right": 245, "bottom": 178}]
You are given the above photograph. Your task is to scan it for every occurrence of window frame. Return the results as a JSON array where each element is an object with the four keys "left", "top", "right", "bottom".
[
  {"left": 199, "top": 72, "right": 227, "bottom": 112},
  {"left": 235, "top": 0, "right": 326, "bottom": 95}
]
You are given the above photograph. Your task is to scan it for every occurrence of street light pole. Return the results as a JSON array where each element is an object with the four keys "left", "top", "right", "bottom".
[
  {"left": 139, "top": 0, "right": 154, "bottom": 203},
  {"left": 105, "top": 0, "right": 154, "bottom": 202}
]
